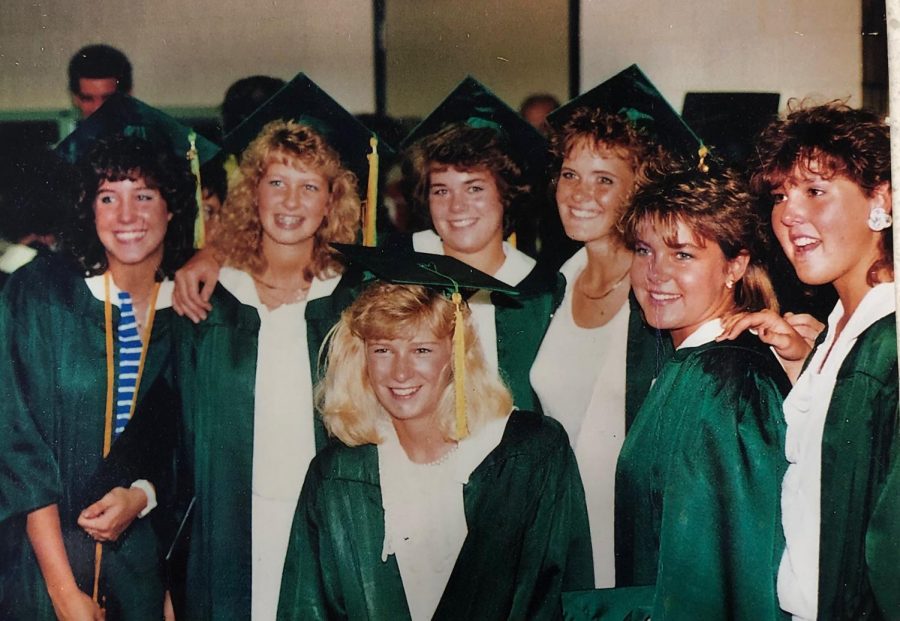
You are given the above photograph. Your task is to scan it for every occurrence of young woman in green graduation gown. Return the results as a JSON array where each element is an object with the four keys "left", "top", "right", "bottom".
[
  {"left": 530, "top": 103, "right": 677, "bottom": 588},
  {"left": 565, "top": 164, "right": 791, "bottom": 620},
  {"left": 393, "top": 81, "right": 564, "bottom": 411},
  {"left": 277, "top": 278, "right": 593, "bottom": 620},
  {"left": 721, "top": 103, "right": 899, "bottom": 620},
  {"left": 0, "top": 135, "right": 196, "bottom": 620},
  {"left": 171, "top": 119, "right": 363, "bottom": 620}
]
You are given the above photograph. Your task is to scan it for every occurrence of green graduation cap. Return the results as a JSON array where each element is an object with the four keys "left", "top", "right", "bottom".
[
  {"left": 332, "top": 242, "right": 518, "bottom": 439},
  {"left": 331, "top": 242, "right": 519, "bottom": 297},
  {"left": 547, "top": 64, "right": 705, "bottom": 163},
  {"left": 55, "top": 93, "right": 220, "bottom": 166},
  {"left": 400, "top": 76, "right": 548, "bottom": 176},
  {"left": 55, "top": 93, "right": 221, "bottom": 247},
  {"left": 223, "top": 73, "right": 392, "bottom": 245}
]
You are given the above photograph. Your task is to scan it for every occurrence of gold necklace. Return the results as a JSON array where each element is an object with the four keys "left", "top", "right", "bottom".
[{"left": 578, "top": 271, "right": 630, "bottom": 300}]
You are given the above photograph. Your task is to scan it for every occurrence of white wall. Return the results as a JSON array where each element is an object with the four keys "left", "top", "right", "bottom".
[
  {"left": 580, "top": 0, "right": 862, "bottom": 112},
  {"left": 0, "top": 0, "right": 375, "bottom": 113},
  {"left": 384, "top": 0, "right": 569, "bottom": 119}
]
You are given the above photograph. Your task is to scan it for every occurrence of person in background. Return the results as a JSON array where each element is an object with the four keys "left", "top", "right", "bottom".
[
  {"left": 721, "top": 102, "right": 898, "bottom": 620},
  {"left": 566, "top": 161, "right": 790, "bottom": 620},
  {"left": 530, "top": 65, "right": 700, "bottom": 587},
  {"left": 68, "top": 44, "right": 133, "bottom": 119},
  {"left": 199, "top": 156, "right": 228, "bottom": 244},
  {"left": 519, "top": 92, "right": 560, "bottom": 136},
  {"left": 220, "top": 75, "right": 286, "bottom": 137},
  {"left": 278, "top": 248, "right": 593, "bottom": 620},
  {"left": 396, "top": 77, "right": 562, "bottom": 412},
  {"left": 0, "top": 146, "right": 75, "bottom": 287}
]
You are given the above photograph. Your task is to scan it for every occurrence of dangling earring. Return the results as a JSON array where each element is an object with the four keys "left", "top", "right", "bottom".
[
  {"left": 725, "top": 278, "right": 734, "bottom": 290},
  {"left": 868, "top": 207, "right": 893, "bottom": 231}
]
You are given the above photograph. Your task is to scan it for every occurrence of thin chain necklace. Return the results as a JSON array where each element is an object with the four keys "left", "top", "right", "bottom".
[{"left": 577, "top": 270, "right": 630, "bottom": 300}]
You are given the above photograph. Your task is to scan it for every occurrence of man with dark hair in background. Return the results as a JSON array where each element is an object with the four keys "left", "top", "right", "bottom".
[{"left": 68, "top": 44, "right": 133, "bottom": 118}]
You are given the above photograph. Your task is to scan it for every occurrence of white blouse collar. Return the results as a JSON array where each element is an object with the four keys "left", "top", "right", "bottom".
[
  {"left": 411, "top": 229, "right": 535, "bottom": 286},
  {"left": 84, "top": 272, "right": 174, "bottom": 309}
]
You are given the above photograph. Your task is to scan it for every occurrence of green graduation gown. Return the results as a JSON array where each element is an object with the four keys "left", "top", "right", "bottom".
[
  {"left": 813, "top": 314, "right": 899, "bottom": 620},
  {"left": 171, "top": 270, "right": 361, "bottom": 621},
  {"left": 0, "top": 256, "right": 173, "bottom": 621},
  {"left": 564, "top": 332, "right": 790, "bottom": 621},
  {"left": 277, "top": 410, "right": 594, "bottom": 620}
]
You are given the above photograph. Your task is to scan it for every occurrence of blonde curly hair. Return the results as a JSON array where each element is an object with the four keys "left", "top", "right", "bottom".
[
  {"left": 317, "top": 283, "right": 513, "bottom": 446},
  {"left": 214, "top": 119, "right": 361, "bottom": 279}
]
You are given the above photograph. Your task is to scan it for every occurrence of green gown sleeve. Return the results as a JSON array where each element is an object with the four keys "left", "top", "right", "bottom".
[{"left": 866, "top": 409, "right": 900, "bottom": 618}]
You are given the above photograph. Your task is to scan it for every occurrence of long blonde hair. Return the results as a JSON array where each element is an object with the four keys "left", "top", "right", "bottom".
[
  {"left": 214, "top": 119, "right": 360, "bottom": 279},
  {"left": 317, "top": 283, "right": 512, "bottom": 446}
]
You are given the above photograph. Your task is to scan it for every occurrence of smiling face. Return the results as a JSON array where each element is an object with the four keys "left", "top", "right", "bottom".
[
  {"left": 256, "top": 159, "right": 331, "bottom": 252},
  {"left": 631, "top": 219, "right": 748, "bottom": 347},
  {"left": 366, "top": 323, "right": 453, "bottom": 428},
  {"left": 770, "top": 167, "right": 889, "bottom": 298},
  {"left": 428, "top": 166, "right": 505, "bottom": 264},
  {"left": 94, "top": 177, "right": 171, "bottom": 274},
  {"left": 555, "top": 140, "right": 636, "bottom": 245}
]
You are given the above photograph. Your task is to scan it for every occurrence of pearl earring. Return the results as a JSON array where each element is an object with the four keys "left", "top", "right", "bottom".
[
  {"left": 725, "top": 279, "right": 734, "bottom": 290},
  {"left": 868, "top": 207, "right": 893, "bottom": 231}
]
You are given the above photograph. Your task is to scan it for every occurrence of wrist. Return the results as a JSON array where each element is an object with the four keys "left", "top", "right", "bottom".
[{"left": 130, "top": 480, "right": 157, "bottom": 518}]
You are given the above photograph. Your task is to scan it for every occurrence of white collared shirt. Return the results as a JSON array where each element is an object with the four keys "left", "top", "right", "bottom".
[
  {"left": 218, "top": 266, "right": 341, "bottom": 621},
  {"left": 378, "top": 412, "right": 511, "bottom": 621},
  {"left": 778, "top": 283, "right": 895, "bottom": 620}
]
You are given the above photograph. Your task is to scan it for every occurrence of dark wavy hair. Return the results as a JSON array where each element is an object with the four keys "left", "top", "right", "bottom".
[
  {"left": 622, "top": 161, "right": 779, "bottom": 314},
  {"left": 403, "top": 122, "right": 529, "bottom": 235},
  {"left": 750, "top": 101, "right": 892, "bottom": 283},
  {"left": 61, "top": 134, "right": 197, "bottom": 278}
]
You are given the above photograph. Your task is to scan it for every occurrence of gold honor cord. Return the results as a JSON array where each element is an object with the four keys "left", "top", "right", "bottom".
[
  {"left": 364, "top": 136, "right": 379, "bottom": 247},
  {"left": 188, "top": 131, "right": 205, "bottom": 249},
  {"left": 93, "top": 273, "right": 161, "bottom": 604}
]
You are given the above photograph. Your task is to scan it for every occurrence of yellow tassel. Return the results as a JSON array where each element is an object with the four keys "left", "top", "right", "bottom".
[
  {"left": 698, "top": 144, "right": 710, "bottom": 173},
  {"left": 364, "top": 136, "right": 379, "bottom": 247},
  {"left": 506, "top": 231, "right": 517, "bottom": 249},
  {"left": 451, "top": 292, "right": 468, "bottom": 439},
  {"left": 187, "top": 131, "right": 205, "bottom": 249}
]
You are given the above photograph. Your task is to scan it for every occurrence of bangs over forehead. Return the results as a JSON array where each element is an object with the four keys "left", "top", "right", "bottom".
[
  {"left": 349, "top": 283, "right": 456, "bottom": 343},
  {"left": 758, "top": 147, "right": 851, "bottom": 192},
  {"left": 632, "top": 211, "right": 710, "bottom": 249}
]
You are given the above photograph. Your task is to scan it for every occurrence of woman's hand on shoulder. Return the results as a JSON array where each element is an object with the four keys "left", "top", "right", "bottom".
[
  {"left": 717, "top": 309, "right": 816, "bottom": 383},
  {"left": 77, "top": 486, "right": 147, "bottom": 542},
  {"left": 173, "top": 248, "right": 221, "bottom": 323},
  {"left": 782, "top": 312, "right": 825, "bottom": 349}
]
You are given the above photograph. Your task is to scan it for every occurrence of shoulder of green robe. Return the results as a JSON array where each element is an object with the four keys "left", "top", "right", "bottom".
[
  {"left": 677, "top": 332, "right": 791, "bottom": 398},
  {"left": 480, "top": 409, "right": 572, "bottom": 466},
  {"left": 307, "top": 439, "right": 380, "bottom": 487},
  {"left": 1, "top": 252, "right": 87, "bottom": 311},
  {"left": 187, "top": 281, "right": 261, "bottom": 332},
  {"left": 837, "top": 312, "right": 897, "bottom": 384}
]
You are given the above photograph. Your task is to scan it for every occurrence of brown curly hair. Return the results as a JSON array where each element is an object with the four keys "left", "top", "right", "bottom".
[
  {"left": 622, "top": 161, "right": 779, "bottom": 314},
  {"left": 214, "top": 120, "right": 361, "bottom": 280},
  {"left": 549, "top": 106, "right": 668, "bottom": 190},
  {"left": 750, "top": 101, "right": 892, "bottom": 284},
  {"left": 403, "top": 122, "right": 529, "bottom": 235},
  {"left": 63, "top": 134, "right": 196, "bottom": 278}
]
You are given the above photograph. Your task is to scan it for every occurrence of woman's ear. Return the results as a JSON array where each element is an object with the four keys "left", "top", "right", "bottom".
[
  {"left": 872, "top": 181, "right": 892, "bottom": 215},
  {"left": 727, "top": 250, "right": 750, "bottom": 285}
]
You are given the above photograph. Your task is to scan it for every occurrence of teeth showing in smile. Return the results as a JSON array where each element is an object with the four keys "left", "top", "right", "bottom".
[
  {"left": 650, "top": 292, "right": 679, "bottom": 302},
  {"left": 570, "top": 207, "right": 599, "bottom": 219},
  {"left": 793, "top": 236, "right": 818, "bottom": 248},
  {"left": 115, "top": 231, "right": 147, "bottom": 242},
  {"left": 448, "top": 218, "right": 476, "bottom": 228},
  {"left": 275, "top": 215, "right": 302, "bottom": 227},
  {"left": 390, "top": 386, "right": 419, "bottom": 398}
]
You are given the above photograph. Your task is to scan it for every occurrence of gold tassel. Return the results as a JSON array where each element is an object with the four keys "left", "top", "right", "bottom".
[
  {"left": 698, "top": 144, "right": 710, "bottom": 173},
  {"left": 506, "top": 231, "right": 517, "bottom": 249},
  {"left": 452, "top": 292, "right": 468, "bottom": 439},
  {"left": 364, "top": 136, "right": 379, "bottom": 247},
  {"left": 187, "top": 131, "right": 205, "bottom": 249}
]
